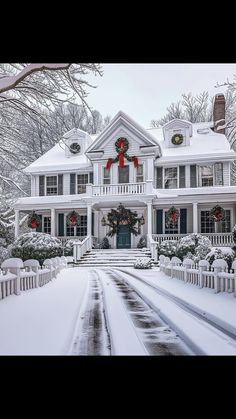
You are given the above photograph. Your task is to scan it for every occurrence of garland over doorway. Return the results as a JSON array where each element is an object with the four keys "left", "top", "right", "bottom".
[{"left": 101, "top": 203, "right": 145, "bottom": 237}]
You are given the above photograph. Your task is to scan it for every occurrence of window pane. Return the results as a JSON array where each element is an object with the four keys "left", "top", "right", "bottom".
[
  {"left": 77, "top": 174, "right": 88, "bottom": 194},
  {"left": 76, "top": 215, "right": 87, "bottom": 236},
  {"left": 103, "top": 167, "right": 110, "bottom": 185},
  {"left": 164, "top": 168, "right": 177, "bottom": 189},
  {"left": 43, "top": 217, "right": 51, "bottom": 234},
  {"left": 221, "top": 210, "right": 231, "bottom": 232},
  {"left": 200, "top": 211, "right": 215, "bottom": 233},
  {"left": 200, "top": 166, "right": 213, "bottom": 187},
  {"left": 46, "top": 176, "right": 57, "bottom": 195}
]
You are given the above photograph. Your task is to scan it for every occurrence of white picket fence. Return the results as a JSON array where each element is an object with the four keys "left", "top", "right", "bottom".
[
  {"left": 0, "top": 255, "right": 70, "bottom": 302},
  {"left": 159, "top": 255, "right": 236, "bottom": 296}
]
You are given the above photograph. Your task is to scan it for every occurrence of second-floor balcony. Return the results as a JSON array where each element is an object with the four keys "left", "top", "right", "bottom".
[{"left": 91, "top": 182, "right": 147, "bottom": 196}]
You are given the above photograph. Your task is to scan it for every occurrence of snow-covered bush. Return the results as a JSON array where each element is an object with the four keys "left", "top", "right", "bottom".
[
  {"left": 100, "top": 237, "right": 110, "bottom": 249},
  {"left": 158, "top": 240, "right": 177, "bottom": 258},
  {"left": 232, "top": 225, "right": 236, "bottom": 243},
  {"left": 176, "top": 233, "right": 211, "bottom": 261},
  {"left": 134, "top": 257, "right": 152, "bottom": 269},
  {"left": 137, "top": 236, "right": 147, "bottom": 248},
  {"left": 63, "top": 239, "right": 75, "bottom": 256},
  {"left": 11, "top": 232, "right": 64, "bottom": 264},
  {"left": 206, "top": 247, "right": 236, "bottom": 269}
]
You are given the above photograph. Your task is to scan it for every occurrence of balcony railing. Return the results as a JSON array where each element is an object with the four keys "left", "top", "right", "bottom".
[
  {"left": 91, "top": 182, "right": 146, "bottom": 196},
  {"left": 152, "top": 233, "right": 234, "bottom": 247}
]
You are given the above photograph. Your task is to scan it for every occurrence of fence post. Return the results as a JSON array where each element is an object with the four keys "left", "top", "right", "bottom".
[
  {"left": 15, "top": 267, "right": 21, "bottom": 295},
  {"left": 199, "top": 266, "right": 203, "bottom": 288},
  {"left": 184, "top": 265, "right": 188, "bottom": 283},
  {"left": 214, "top": 267, "right": 220, "bottom": 293}
]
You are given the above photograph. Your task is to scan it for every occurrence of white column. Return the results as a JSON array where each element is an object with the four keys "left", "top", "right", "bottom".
[
  {"left": 147, "top": 202, "right": 153, "bottom": 236},
  {"left": 87, "top": 204, "right": 92, "bottom": 236},
  {"left": 51, "top": 208, "right": 56, "bottom": 236},
  {"left": 193, "top": 202, "right": 198, "bottom": 233},
  {"left": 94, "top": 210, "right": 99, "bottom": 238},
  {"left": 15, "top": 209, "right": 19, "bottom": 238}
]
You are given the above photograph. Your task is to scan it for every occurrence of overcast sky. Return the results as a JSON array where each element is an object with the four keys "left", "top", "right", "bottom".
[{"left": 84, "top": 64, "right": 236, "bottom": 128}]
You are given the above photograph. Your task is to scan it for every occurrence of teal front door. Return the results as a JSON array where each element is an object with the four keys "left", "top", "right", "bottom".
[{"left": 117, "top": 225, "right": 131, "bottom": 249}]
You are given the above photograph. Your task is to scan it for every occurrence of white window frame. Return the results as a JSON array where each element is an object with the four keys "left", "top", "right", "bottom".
[
  {"left": 42, "top": 215, "right": 51, "bottom": 233},
  {"left": 64, "top": 212, "right": 88, "bottom": 237},
  {"left": 164, "top": 166, "right": 179, "bottom": 189},
  {"left": 102, "top": 165, "right": 111, "bottom": 185},
  {"left": 46, "top": 175, "right": 58, "bottom": 196},
  {"left": 200, "top": 208, "right": 232, "bottom": 233},
  {"left": 136, "top": 163, "right": 144, "bottom": 183},
  {"left": 77, "top": 172, "right": 89, "bottom": 194},
  {"left": 198, "top": 165, "right": 214, "bottom": 187}
]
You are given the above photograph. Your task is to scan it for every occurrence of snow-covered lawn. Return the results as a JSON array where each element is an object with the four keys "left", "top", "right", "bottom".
[{"left": 0, "top": 268, "right": 88, "bottom": 355}]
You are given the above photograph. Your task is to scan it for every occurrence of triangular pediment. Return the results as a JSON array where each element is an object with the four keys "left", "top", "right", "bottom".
[{"left": 86, "top": 111, "right": 161, "bottom": 160}]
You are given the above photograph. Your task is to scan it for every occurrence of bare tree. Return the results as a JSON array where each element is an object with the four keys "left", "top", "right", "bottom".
[{"left": 151, "top": 89, "right": 236, "bottom": 127}]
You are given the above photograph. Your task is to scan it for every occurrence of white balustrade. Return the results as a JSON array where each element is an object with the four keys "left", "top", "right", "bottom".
[
  {"left": 92, "top": 182, "right": 146, "bottom": 196},
  {"left": 153, "top": 233, "right": 234, "bottom": 247},
  {"left": 73, "top": 235, "right": 92, "bottom": 262}
]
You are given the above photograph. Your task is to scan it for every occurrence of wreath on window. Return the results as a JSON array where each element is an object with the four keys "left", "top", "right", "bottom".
[
  {"left": 210, "top": 205, "right": 225, "bottom": 222},
  {"left": 166, "top": 206, "right": 180, "bottom": 224},
  {"left": 171, "top": 133, "right": 183, "bottom": 145},
  {"left": 27, "top": 211, "right": 41, "bottom": 229},
  {"left": 106, "top": 137, "right": 138, "bottom": 169},
  {"left": 66, "top": 210, "right": 81, "bottom": 226},
  {"left": 70, "top": 142, "right": 81, "bottom": 154}
]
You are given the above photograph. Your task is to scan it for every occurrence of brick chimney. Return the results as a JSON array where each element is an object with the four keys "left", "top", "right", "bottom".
[{"left": 213, "top": 93, "right": 226, "bottom": 134}]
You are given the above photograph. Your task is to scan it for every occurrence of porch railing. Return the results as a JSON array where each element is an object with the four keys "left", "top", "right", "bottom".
[
  {"left": 152, "top": 233, "right": 234, "bottom": 247},
  {"left": 73, "top": 235, "right": 92, "bottom": 261},
  {"left": 92, "top": 182, "right": 146, "bottom": 196}
]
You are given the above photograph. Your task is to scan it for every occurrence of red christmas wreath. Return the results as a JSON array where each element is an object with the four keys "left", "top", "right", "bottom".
[
  {"left": 27, "top": 211, "right": 41, "bottom": 229},
  {"left": 166, "top": 206, "right": 180, "bottom": 224},
  {"left": 210, "top": 205, "right": 225, "bottom": 222},
  {"left": 106, "top": 137, "right": 138, "bottom": 170},
  {"left": 66, "top": 210, "right": 81, "bottom": 226}
]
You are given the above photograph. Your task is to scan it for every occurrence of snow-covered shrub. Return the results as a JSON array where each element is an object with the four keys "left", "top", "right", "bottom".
[
  {"left": 137, "top": 236, "right": 147, "bottom": 248},
  {"left": 63, "top": 239, "right": 75, "bottom": 256},
  {"left": 232, "top": 225, "right": 236, "bottom": 243},
  {"left": 134, "top": 257, "right": 152, "bottom": 269},
  {"left": 176, "top": 233, "right": 211, "bottom": 261},
  {"left": 158, "top": 240, "right": 177, "bottom": 258},
  {"left": 206, "top": 247, "right": 236, "bottom": 269},
  {"left": 100, "top": 237, "right": 110, "bottom": 249},
  {"left": 11, "top": 232, "right": 64, "bottom": 264}
]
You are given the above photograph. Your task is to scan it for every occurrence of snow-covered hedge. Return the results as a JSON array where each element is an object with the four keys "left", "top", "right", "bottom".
[
  {"left": 176, "top": 233, "right": 211, "bottom": 262},
  {"left": 0, "top": 245, "right": 10, "bottom": 265},
  {"left": 206, "top": 247, "right": 236, "bottom": 269},
  {"left": 134, "top": 257, "right": 152, "bottom": 269},
  {"left": 158, "top": 240, "right": 177, "bottom": 258},
  {"left": 63, "top": 239, "right": 75, "bottom": 256},
  {"left": 11, "top": 232, "right": 65, "bottom": 264}
]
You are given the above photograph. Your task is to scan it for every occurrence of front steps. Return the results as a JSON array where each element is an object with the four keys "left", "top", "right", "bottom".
[{"left": 75, "top": 248, "right": 154, "bottom": 267}]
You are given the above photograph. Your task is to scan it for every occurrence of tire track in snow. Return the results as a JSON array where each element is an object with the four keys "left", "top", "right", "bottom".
[{"left": 69, "top": 270, "right": 111, "bottom": 355}]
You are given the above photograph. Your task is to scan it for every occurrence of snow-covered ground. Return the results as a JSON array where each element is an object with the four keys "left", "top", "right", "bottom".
[
  {"left": 1, "top": 266, "right": 236, "bottom": 356},
  {"left": 0, "top": 268, "right": 88, "bottom": 355}
]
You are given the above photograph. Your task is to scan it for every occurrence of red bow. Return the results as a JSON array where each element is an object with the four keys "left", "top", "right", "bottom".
[
  {"left": 106, "top": 158, "right": 113, "bottom": 170},
  {"left": 171, "top": 212, "right": 177, "bottom": 223},
  {"left": 214, "top": 211, "right": 221, "bottom": 221},
  {"left": 132, "top": 156, "right": 138, "bottom": 168},
  {"left": 31, "top": 219, "right": 38, "bottom": 228}
]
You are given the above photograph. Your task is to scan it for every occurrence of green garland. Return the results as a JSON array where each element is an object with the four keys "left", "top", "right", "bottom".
[{"left": 104, "top": 204, "right": 140, "bottom": 237}]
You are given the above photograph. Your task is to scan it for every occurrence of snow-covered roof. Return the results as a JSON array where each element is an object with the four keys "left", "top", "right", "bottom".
[
  {"left": 148, "top": 122, "right": 236, "bottom": 163},
  {"left": 24, "top": 140, "right": 97, "bottom": 174}
]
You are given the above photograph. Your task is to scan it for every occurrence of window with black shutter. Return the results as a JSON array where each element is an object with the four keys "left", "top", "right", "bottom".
[
  {"left": 156, "top": 209, "right": 163, "bottom": 234},
  {"left": 179, "top": 166, "right": 186, "bottom": 188},
  {"left": 58, "top": 175, "right": 63, "bottom": 195},
  {"left": 70, "top": 174, "right": 76, "bottom": 195}
]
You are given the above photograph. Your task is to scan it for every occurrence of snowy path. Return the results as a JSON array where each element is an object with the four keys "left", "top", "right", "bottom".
[{"left": 111, "top": 268, "right": 236, "bottom": 355}]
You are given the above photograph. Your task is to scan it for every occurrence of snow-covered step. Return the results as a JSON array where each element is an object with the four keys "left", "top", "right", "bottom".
[{"left": 75, "top": 248, "right": 153, "bottom": 267}]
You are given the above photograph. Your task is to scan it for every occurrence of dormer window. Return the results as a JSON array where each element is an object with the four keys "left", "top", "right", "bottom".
[{"left": 70, "top": 142, "right": 81, "bottom": 154}]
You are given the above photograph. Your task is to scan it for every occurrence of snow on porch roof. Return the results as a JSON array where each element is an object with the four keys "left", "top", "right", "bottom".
[{"left": 24, "top": 138, "right": 98, "bottom": 174}]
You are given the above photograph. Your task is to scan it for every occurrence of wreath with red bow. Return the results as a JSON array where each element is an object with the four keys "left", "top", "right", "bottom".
[
  {"left": 27, "top": 211, "right": 41, "bottom": 229},
  {"left": 210, "top": 205, "right": 225, "bottom": 222},
  {"left": 66, "top": 210, "right": 81, "bottom": 226},
  {"left": 166, "top": 206, "right": 180, "bottom": 224},
  {"left": 106, "top": 137, "right": 138, "bottom": 170}
]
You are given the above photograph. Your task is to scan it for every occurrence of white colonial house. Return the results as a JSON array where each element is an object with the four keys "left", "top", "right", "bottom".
[{"left": 14, "top": 94, "right": 236, "bottom": 259}]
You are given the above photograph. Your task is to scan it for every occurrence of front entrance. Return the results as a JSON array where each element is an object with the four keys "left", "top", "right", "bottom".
[{"left": 117, "top": 225, "right": 131, "bottom": 249}]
